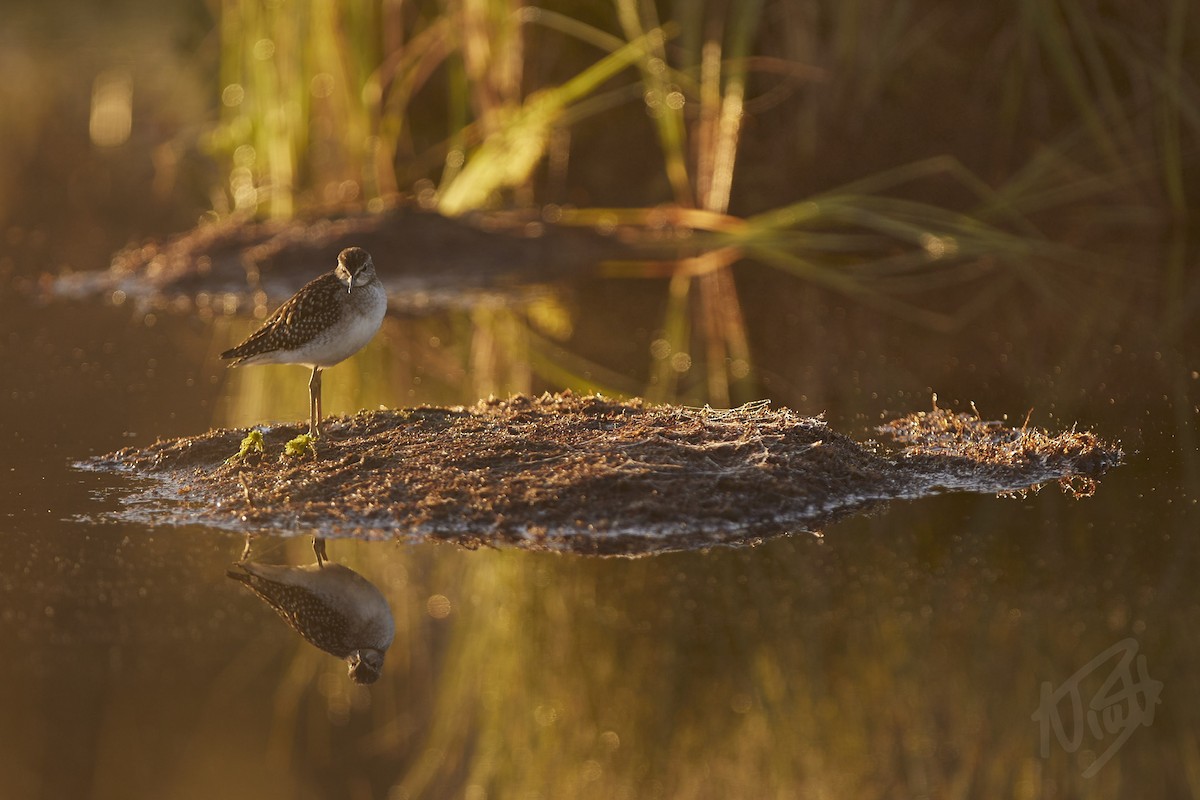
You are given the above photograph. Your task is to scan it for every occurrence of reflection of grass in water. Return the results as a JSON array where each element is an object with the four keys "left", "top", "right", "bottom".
[
  {"left": 252, "top": 523, "right": 1197, "bottom": 798},
  {"left": 392, "top": 548, "right": 865, "bottom": 797},
  {"left": 607, "top": 1, "right": 760, "bottom": 408}
]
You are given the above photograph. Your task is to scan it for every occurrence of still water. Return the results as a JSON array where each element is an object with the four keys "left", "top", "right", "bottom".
[{"left": 1, "top": 254, "right": 1197, "bottom": 798}]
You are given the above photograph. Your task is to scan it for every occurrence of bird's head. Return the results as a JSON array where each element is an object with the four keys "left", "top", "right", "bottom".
[
  {"left": 346, "top": 648, "right": 386, "bottom": 684},
  {"left": 335, "top": 247, "right": 376, "bottom": 294}
]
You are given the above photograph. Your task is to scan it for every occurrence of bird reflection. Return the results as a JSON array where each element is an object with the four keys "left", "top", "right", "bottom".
[{"left": 228, "top": 537, "right": 395, "bottom": 684}]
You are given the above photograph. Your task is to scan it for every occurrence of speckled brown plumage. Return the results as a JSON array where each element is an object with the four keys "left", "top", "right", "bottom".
[
  {"left": 229, "top": 569, "right": 358, "bottom": 657},
  {"left": 228, "top": 560, "right": 395, "bottom": 684},
  {"left": 220, "top": 271, "right": 350, "bottom": 362}
]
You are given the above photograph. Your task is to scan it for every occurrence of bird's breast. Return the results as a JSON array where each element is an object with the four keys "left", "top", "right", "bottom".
[{"left": 302, "top": 283, "right": 387, "bottom": 367}]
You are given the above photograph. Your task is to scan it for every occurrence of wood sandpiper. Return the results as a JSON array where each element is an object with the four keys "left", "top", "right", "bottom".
[{"left": 220, "top": 247, "right": 387, "bottom": 436}]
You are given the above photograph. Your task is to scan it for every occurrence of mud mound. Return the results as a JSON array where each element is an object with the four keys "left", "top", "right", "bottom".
[
  {"left": 49, "top": 205, "right": 647, "bottom": 312},
  {"left": 86, "top": 393, "right": 1122, "bottom": 556}
]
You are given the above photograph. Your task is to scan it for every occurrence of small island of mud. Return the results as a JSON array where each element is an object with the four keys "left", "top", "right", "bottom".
[{"left": 87, "top": 392, "right": 1122, "bottom": 556}]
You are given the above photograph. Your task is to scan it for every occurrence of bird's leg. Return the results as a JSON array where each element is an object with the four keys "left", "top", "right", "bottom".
[
  {"left": 313, "top": 536, "right": 328, "bottom": 567},
  {"left": 240, "top": 533, "right": 255, "bottom": 562},
  {"left": 308, "top": 367, "right": 323, "bottom": 437}
]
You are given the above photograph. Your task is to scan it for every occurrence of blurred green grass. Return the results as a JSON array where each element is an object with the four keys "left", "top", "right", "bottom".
[{"left": 206, "top": 0, "right": 1197, "bottom": 222}]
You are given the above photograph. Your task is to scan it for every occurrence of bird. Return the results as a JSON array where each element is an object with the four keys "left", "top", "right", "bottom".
[
  {"left": 220, "top": 246, "right": 387, "bottom": 437},
  {"left": 228, "top": 556, "right": 396, "bottom": 684}
]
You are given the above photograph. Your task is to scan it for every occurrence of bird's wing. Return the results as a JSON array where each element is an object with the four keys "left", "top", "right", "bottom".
[
  {"left": 219, "top": 272, "right": 343, "bottom": 361},
  {"left": 228, "top": 566, "right": 356, "bottom": 657}
]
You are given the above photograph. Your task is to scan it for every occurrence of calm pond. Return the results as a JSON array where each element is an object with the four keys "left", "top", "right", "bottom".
[{"left": 1, "top": 245, "right": 1196, "bottom": 797}]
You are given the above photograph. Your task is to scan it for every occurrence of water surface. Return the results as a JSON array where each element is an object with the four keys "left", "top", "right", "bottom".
[{"left": 2, "top": 264, "right": 1197, "bottom": 797}]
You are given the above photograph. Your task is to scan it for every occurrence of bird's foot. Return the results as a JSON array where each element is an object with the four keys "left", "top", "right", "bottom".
[{"left": 313, "top": 536, "right": 328, "bottom": 567}]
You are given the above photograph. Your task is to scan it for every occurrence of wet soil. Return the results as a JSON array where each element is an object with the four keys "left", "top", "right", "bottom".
[{"left": 86, "top": 393, "right": 1123, "bottom": 556}]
